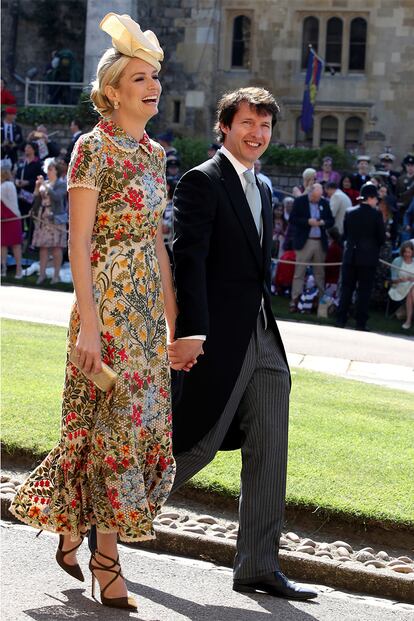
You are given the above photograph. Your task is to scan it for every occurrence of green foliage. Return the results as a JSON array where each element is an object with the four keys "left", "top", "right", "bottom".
[
  {"left": 17, "top": 93, "right": 99, "bottom": 131},
  {"left": 264, "top": 144, "right": 353, "bottom": 170},
  {"left": 17, "top": 106, "right": 75, "bottom": 126},
  {"left": 172, "top": 137, "right": 209, "bottom": 173},
  {"left": 168, "top": 137, "right": 353, "bottom": 172},
  {"left": 74, "top": 91, "right": 100, "bottom": 128}
]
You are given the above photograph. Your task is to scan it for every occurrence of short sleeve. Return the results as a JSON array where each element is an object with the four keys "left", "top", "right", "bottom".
[{"left": 67, "top": 133, "right": 103, "bottom": 191}]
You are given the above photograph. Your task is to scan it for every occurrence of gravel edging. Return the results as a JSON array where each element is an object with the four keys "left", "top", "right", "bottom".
[{"left": 2, "top": 473, "right": 414, "bottom": 605}]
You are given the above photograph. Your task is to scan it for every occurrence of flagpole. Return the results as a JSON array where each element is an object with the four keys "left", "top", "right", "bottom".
[{"left": 308, "top": 44, "right": 325, "bottom": 66}]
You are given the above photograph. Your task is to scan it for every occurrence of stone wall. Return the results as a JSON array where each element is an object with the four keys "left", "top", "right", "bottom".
[{"left": 1, "top": 0, "right": 86, "bottom": 104}]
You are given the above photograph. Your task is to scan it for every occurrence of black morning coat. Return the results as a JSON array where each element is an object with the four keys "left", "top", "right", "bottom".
[
  {"left": 172, "top": 150, "right": 289, "bottom": 455},
  {"left": 290, "top": 194, "right": 334, "bottom": 252},
  {"left": 342, "top": 203, "right": 386, "bottom": 266}
]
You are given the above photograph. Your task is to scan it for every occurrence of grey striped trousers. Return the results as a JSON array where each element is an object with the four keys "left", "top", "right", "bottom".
[{"left": 172, "top": 315, "right": 290, "bottom": 579}]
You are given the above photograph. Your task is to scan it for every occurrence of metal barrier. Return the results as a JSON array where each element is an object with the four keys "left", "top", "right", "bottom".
[{"left": 24, "top": 78, "right": 87, "bottom": 107}]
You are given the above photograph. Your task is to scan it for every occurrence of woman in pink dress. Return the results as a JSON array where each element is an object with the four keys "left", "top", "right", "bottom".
[{"left": 1, "top": 161, "right": 23, "bottom": 278}]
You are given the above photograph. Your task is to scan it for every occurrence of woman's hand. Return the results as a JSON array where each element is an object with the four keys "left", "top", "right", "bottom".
[{"left": 75, "top": 323, "right": 102, "bottom": 374}]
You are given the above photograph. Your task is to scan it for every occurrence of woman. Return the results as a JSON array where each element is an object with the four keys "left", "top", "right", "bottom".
[
  {"left": 388, "top": 241, "right": 414, "bottom": 330},
  {"left": 372, "top": 193, "right": 398, "bottom": 305},
  {"left": 31, "top": 158, "right": 68, "bottom": 284},
  {"left": 15, "top": 142, "right": 43, "bottom": 221},
  {"left": 315, "top": 156, "right": 341, "bottom": 186},
  {"left": 339, "top": 173, "right": 359, "bottom": 205},
  {"left": 292, "top": 167, "right": 316, "bottom": 197},
  {"left": 1, "top": 161, "right": 23, "bottom": 278},
  {"left": 11, "top": 13, "right": 184, "bottom": 611}
]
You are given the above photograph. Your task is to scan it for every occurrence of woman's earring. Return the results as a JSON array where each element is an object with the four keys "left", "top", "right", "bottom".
[{"left": 113, "top": 100, "right": 120, "bottom": 110}]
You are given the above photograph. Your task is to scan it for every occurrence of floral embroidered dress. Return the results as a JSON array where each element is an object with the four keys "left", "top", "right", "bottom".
[{"left": 10, "top": 120, "right": 175, "bottom": 542}]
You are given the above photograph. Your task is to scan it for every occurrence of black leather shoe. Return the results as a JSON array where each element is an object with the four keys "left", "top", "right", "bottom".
[{"left": 233, "top": 571, "right": 318, "bottom": 600}]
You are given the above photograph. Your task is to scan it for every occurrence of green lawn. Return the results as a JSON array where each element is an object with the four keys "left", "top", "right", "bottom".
[{"left": 2, "top": 319, "right": 413, "bottom": 527}]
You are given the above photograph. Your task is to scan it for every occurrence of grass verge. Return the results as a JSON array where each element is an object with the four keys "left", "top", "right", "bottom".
[{"left": 2, "top": 318, "right": 413, "bottom": 527}]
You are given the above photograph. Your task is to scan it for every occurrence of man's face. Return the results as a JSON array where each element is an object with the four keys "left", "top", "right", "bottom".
[
  {"left": 366, "top": 196, "right": 378, "bottom": 207},
  {"left": 70, "top": 121, "right": 79, "bottom": 134},
  {"left": 326, "top": 187, "right": 335, "bottom": 198},
  {"left": 358, "top": 160, "right": 369, "bottom": 175},
  {"left": 309, "top": 184, "right": 323, "bottom": 202},
  {"left": 220, "top": 102, "right": 272, "bottom": 168},
  {"left": 381, "top": 159, "right": 392, "bottom": 171},
  {"left": 406, "top": 163, "right": 414, "bottom": 176}
]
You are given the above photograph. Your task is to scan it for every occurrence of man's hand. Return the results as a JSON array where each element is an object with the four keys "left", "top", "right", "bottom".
[
  {"left": 168, "top": 338, "right": 204, "bottom": 372},
  {"left": 308, "top": 218, "right": 320, "bottom": 227}
]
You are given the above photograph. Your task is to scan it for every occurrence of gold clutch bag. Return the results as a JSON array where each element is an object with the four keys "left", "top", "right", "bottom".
[{"left": 69, "top": 351, "right": 117, "bottom": 392}]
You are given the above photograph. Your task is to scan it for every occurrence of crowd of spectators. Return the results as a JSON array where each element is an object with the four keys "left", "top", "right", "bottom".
[
  {"left": 0, "top": 106, "right": 80, "bottom": 283},
  {"left": 270, "top": 152, "right": 414, "bottom": 331},
  {"left": 1, "top": 99, "right": 413, "bottom": 329}
]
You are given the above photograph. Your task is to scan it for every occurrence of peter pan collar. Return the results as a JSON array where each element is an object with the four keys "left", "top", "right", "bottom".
[{"left": 97, "top": 119, "right": 153, "bottom": 154}]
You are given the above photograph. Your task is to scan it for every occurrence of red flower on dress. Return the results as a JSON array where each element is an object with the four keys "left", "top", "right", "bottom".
[
  {"left": 124, "top": 159, "right": 137, "bottom": 173},
  {"left": 103, "top": 331, "right": 113, "bottom": 343},
  {"left": 138, "top": 162, "right": 146, "bottom": 172},
  {"left": 106, "top": 156, "right": 114, "bottom": 166},
  {"left": 133, "top": 371, "right": 144, "bottom": 389},
  {"left": 105, "top": 456, "right": 117, "bottom": 472},
  {"left": 118, "top": 348, "right": 128, "bottom": 362},
  {"left": 132, "top": 404, "right": 142, "bottom": 425},
  {"left": 71, "top": 499, "right": 77, "bottom": 508}
]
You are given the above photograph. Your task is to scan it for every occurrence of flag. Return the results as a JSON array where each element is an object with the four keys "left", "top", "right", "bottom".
[{"left": 301, "top": 47, "right": 323, "bottom": 133}]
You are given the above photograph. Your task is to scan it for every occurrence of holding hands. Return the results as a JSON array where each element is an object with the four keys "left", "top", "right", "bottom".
[{"left": 167, "top": 338, "right": 204, "bottom": 372}]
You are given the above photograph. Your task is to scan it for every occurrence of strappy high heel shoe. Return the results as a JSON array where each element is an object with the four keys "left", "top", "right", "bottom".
[
  {"left": 56, "top": 535, "right": 85, "bottom": 582},
  {"left": 89, "top": 550, "right": 137, "bottom": 610}
]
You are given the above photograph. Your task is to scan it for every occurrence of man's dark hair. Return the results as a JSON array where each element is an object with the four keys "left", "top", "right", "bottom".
[
  {"left": 71, "top": 119, "right": 82, "bottom": 130},
  {"left": 214, "top": 87, "right": 280, "bottom": 143},
  {"left": 325, "top": 181, "right": 338, "bottom": 190}
]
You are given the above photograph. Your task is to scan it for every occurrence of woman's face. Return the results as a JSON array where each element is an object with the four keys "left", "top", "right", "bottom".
[
  {"left": 378, "top": 185, "right": 388, "bottom": 199},
  {"left": 110, "top": 57, "right": 162, "bottom": 123},
  {"left": 403, "top": 246, "right": 413, "bottom": 261},
  {"left": 24, "top": 144, "right": 35, "bottom": 158},
  {"left": 342, "top": 176, "right": 352, "bottom": 189},
  {"left": 323, "top": 160, "right": 332, "bottom": 172},
  {"left": 274, "top": 205, "right": 283, "bottom": 218},
  {"left": 47, "top": 164, "right": 57, "bottom": 180}
]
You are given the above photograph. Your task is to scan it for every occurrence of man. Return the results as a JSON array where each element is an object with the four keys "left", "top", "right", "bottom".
[
  {"left": 64, "top": 119, "right": 83, "bottom": 163},
  {"left": 289, "top": 183, "right": 334, "bottom": 311},
  {"left": 1, "top": 106, "right": 24, "bottom": 166},
  {"left": 396, "top": 154, "right": 414, "bottom": 216},
  {"left": 352, "top": 155, "right": 371, "bottom": 191},
  {"left": 254, "top": 158, "right": 273, "bottom": 192},
  {"left": 336, "top": 183, "right": 386, "bottom": 331},
  {"left": 169, "top": 87, "right": 317, "bottom": 600},
  {"left": 325, "top": 181, "right": 352, "bottom": 234},
  {"left": 379, "top": 152, "right": 399, "bottom": 195}
]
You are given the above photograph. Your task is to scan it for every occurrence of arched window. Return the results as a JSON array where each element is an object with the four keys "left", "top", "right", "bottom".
[
  {"left": 301, "top": 17, "right": 319, "bottom": 69},
  {"left": 349, "top": 18, "right": 367, "bottom": 71},
  {"left": 320, "top": 116, "right": 338, "bottom": 145},
  {"left": 345, "top": 116, "right": 363, "bottom": 150},
  {"left": 325, "top": 17, "right": 342, "bottom": 73},
  {"left": 232, "top": 15, "right": 251, "bottom": 68},
  {"left": 296, "top": 116, "right": 313, "bottom": 147}
]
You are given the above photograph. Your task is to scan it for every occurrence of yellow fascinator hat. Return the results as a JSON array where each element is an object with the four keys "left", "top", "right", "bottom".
[{"left": 100, "top": 12, "right": 164, "bottom": 72}]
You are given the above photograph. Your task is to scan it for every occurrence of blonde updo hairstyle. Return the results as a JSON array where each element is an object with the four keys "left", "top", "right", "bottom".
[{"left": 90, "top": 47, "right": 131, "bottom": 117}]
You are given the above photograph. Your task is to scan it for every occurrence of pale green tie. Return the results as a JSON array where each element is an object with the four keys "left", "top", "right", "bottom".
[
  {"left": 243, "top": 170, "right": 267, "bottom": 327},
  {"left": 243, "top": 170, "right": 262, "bottom": 236}
]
